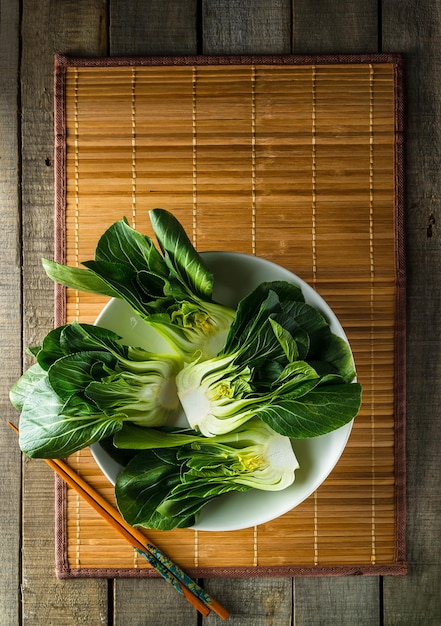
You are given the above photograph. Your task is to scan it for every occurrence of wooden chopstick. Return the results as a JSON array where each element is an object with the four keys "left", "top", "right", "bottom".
[{"left": 8, "top": 422, "right": 229, "bottom": 620}]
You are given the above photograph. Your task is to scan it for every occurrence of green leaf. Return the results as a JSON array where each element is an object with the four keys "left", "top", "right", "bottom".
[
  {"left": 310, "top": 330, "right": 357, "bottom": 383},
  {"left": 82, "top": 259, "right": 152, "bottom": 316},
  {"left": 114, "top": 423, "right": 206, "bottom": 449},
  {"left": 18, "top": 377, "right": 123, "bottom": 458},
  {"left": 149, "top": 208, "right": 213, "bottom": 300},
  {"left": 34, "top": 325, "right": 68, "bottom": 370},
  {"left": 156, "top": 478, "right": 245, "bottom": 522},
  {"left": 269, "top": 318, "right": 300, "bottom": 362},
  {"left": 43, "top": 213, "right": 235, "bottom": 360},
  {"left": 42, "top": 258, "right": 119, "bottom": 298},
  {"left": 115, "top": 447, "right": 244, "bottom": 530},
  {"left": 259, "top": 382, "right": 363, "bottom": 438},
  {"left": 59, "top": 322, "right": 126, "bottom": 356},
  {"left": 115, "top": 448, "right": 192, "bottom": 529},
  {"left": 9, "top": 363, "right": 47, "bottom": 411},
  {"left": 47, "top": 350, "right": 116, "bottom": 401},
  {"left": 94, "top": 219, "right": 168, "bottom": 279}
]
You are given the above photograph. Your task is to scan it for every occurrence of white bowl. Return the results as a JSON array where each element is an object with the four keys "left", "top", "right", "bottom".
[{"left": 91, "top": 252, "right": 354, "bottom": 531}]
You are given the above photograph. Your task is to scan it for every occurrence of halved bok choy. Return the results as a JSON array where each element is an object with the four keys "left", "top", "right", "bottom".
[
  {"left": 176, "top": 281, "right": 362, "bottom": 438},
  {"left": 10, "top": 322, "right": 183, "bottom": 458},
  {"left": 42, "top": 209, "right": 235, "bottom": 361},
  {"left": 114, "top": 419, "right": 299, "bottom": 530}
]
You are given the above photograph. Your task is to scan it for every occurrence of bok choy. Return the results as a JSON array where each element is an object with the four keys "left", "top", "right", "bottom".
[
  {"left": 114, "top": 419, "right": 299, "bottom": 530},
  {"left": 176, "top": 281, "right": 362, "bottom": 437},
  {"left": 10, "top": 322, "right": 182, "bottom": 458},
  {"left": 42, "top": 209, "right": 235, "bottom": 360},
  {"left": 10, "top": 207, "right": 363, "bottom": 531}
]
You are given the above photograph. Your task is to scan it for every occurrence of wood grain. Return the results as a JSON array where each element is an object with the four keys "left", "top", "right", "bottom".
[
  {"left": 383, "top": 564, "right": 441, "bottom": 625},
  {"left": 382, "top": 0, "right": 441, "bottom": 622},
  {"left": 0, "top": 1, "right": 22, "bottom": 624},
  {"left": 114, "top": 578, "right": 198, "bottom": 626},
  {"left": 203, "top": 578, "right": 293, "bottom": 625},
  {"left": 293, "top": 0, "right": 378, "bottom": 54},
  {"left": 19, "top": 0, "right": 109, "bottom": 623},
  {"left": 111, "top": 0, "right": 198, "bottom": 56},
  {"left": 294, "top": 577, "right": 380, "bottom": 626},
  {"left": 202, "top": 0, "right": 292, "bottom": 54}
]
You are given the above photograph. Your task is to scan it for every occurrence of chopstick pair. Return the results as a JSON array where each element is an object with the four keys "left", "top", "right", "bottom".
[{"left": 8, "top": 422, "right": 229, "bottom": 620}]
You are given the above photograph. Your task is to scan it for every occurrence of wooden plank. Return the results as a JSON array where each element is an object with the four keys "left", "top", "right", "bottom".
[
  {"left": 0, "top": 1, "right": 22, "bottom": 624},
  {"left": 20, "top": 1, "right": 109, "bottom": 623},
  {"left": 383, "top": 564, "right": 441, "bottom": 624},
  {"left": 202, "top": 0, "right": 292, "bottom": 54},
  {"left": 110, "top": 0, "right": 198, "bottom": 55},
  {"left": 114, "top": 579, "right": 199, "bottom": 625},
  {"left": 293, "top": 0, "right": 378, "bottom": 53},
  {"left": 295, "top": 578, "right": 380, "bottom": 625},
  {"left": 203, "top": 578, "right": 293, "bottom": 625},
  {"left": 200, "top": 2, "right": 294, "bottom": 623},
  {"left": 109, "top": 4, "right": 200, "bottom": 624},
  {"left": 382, "top": 0, "right": 441, "bottom": 621},
  {"left": 289, "top": 2, "right": 382, "bottom": 624}
]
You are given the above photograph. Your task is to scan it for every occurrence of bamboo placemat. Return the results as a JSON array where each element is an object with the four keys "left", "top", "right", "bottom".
[{"left": 53, "top": 54, "right": 406, "bottom": 578}]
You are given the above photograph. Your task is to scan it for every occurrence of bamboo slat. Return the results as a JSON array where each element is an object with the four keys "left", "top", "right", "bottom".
[{"left": 55, "top": 58, "right": 405, "bottom": 577}]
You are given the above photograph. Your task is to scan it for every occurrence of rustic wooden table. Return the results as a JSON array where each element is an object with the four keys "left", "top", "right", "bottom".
[{"left": 1, "top": 1, "right": 440, "bottom": 624}]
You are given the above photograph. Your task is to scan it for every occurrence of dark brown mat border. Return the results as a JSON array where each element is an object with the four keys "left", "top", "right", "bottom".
[
  {"left": 55, "top": 52, "right": 403, "bottom": 67},
  {"left": 53, "top": 54, "right": 406, "bottom": 578}
]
